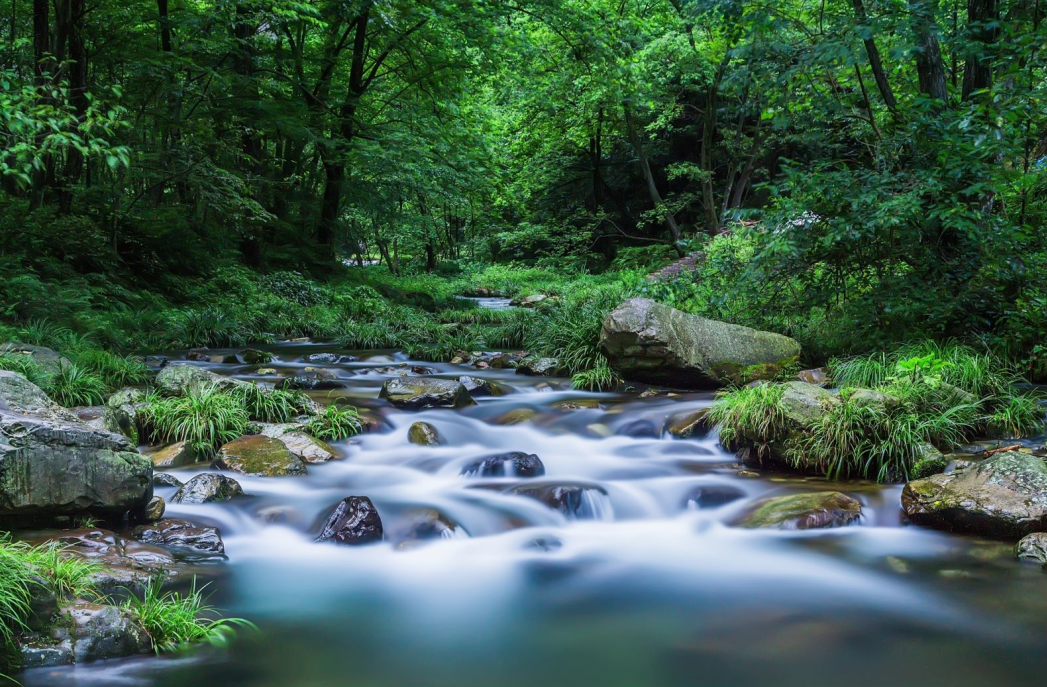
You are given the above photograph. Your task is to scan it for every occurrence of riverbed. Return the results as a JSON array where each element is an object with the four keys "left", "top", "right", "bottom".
[{"left": 21, "top": 339, "right": 1047, "bottom": 687}]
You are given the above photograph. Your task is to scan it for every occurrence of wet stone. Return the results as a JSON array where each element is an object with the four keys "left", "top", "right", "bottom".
[
  {"left": 462, "top": 452, "right": 545, "bottom": 478},
  {"left": 132, "top": 518, "right": 225, "bottom": 556},
  {"left": 683, "top": 485, "right": 745, "bottom": 509},
  {"left": 153, "top": 472, "right": 184, "bottom": 488},
  {"left": 316, "top": 496, "right": 384, "bottom": 546},
  {"left": 216, "top": 435, "right": 308, "bottom": 476},
  {"left": 408, "top": 421, "right": 441, "bottom": 446},
  {"left": 1015, "top": 532, "right": 1047, "bottom": 565},
  {"left": 171, "top": 473, "right": 245, "bottom": 504},
  {"left": 735, "top": 492, "right": 862, "bottom": 530}
]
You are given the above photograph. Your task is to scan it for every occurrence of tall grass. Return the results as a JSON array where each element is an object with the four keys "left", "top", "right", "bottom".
[
  {"left": 123, "top": 577, "right": 255, "bottom": 654},
  {"left": 0, "top": 352, "right": 50, "bottom": 387},
  {"left": 706, "top": 384, "right": 787, "bottom": 455},
  {"left": 73, "top": 349, "right": 150, "bottom": 388},
  {"left": 47, "top": 362, "right": 107, "bottom": 406},
  {"left": 305, "top": 403, "right": 362, "bottom": 440},
  {"left": 141, "top": 382, "right": 249, "bottom": 457}
]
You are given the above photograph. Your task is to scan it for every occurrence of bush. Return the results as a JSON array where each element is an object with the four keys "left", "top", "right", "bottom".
[
  {"left": 74, "top": 349, "right": 150, "bottom": 388},
  {"left": 142, "top": 382, "right": 249, "bottom": 457},
  {"left": 706, "top": 383, "right": 787, "bottom": 456},
  {"left": 47, "top": 362, "right": 107, "bottom": 407},
  {"left": 305, "top": 403, "right": 362, "bottom": 441}
]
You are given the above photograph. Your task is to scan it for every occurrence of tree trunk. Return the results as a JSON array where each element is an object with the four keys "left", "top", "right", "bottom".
[
  {"left": 623, "top": 105, "right": 683, "bottom": 252},
  {"left": 851, "top": 0, "right": 898, "bottom": 110},
  {"left": 910, "top": 0, "right": 949, "bottom": 102},
  {"left": 961, "top": 0, "right": 999, "bottom": 101},
  {"left": 29, "top": 0, "right": 50, "bottom": 209}
]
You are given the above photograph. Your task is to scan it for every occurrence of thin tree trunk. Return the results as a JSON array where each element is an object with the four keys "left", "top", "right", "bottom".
[
  {"left": 961, "top": 0, "right": 999, "bottom": 101},
  {"left": 851, "top": 0, "right": 898, "bottom": 110},
  {"left": 623, "top": 105, "right": 683, "bottom": 253}
]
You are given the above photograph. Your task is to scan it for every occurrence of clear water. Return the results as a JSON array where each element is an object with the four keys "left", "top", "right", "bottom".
[{"left": 22, "top": 342, "right": 1047, "bottom": 687}]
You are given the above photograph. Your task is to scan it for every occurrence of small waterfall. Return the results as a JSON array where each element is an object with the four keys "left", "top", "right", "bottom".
[{"left": 573, "top": 489, "right": 614, "bottom": 521}]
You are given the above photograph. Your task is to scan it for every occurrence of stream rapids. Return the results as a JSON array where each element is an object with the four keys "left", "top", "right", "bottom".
[{"left": 21, "top": 325, "right": 1047, "bottom": 687}]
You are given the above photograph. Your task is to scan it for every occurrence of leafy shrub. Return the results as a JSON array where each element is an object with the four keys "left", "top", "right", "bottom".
[
  {"left": 0, "top": 352, "right": 50, "bottom": 387},
  {"left": 74, "top": 349, "right": 150, "bottom": 388},
  {"left": 235, "top": 385, "right": 310, "bottom": 423},
  {"left": 305, "top": 403, "right": 362, "bottom": 441},
  {"left": 706, "top": 384, "right": 787, "bottom": 455},
  {"left": 260, "top": 271, "right": 329, "bottom": 307},
  {"left": 141, "top": 382, "right": 248, "bottom": 457},
  {"left": 47, "top": 362, "right": 107, "bottom": 406}
]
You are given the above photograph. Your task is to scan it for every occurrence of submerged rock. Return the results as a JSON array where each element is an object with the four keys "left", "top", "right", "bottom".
[
  {"left": 1015, "top": 532, "right": 1047, "bottom": 566},
  {"left": 153, "top": 472, "right": 184, "bottom": 488},
  {"left": 683, "top": 484, "right": 745, "bottom": 509},
  {"left": 279, "top": 368, "right": 345, "bottom": 391},
  {"left": 132, "top": 518, "right": 225, "bottom": 555},
  {"left": 599, "top": 298, "right": 800, "bottom": 388},
  {"left": 797, "top": 367, "right": 829, "bottom": 385},
  {"left": 392, "top": 509, "right": 462, "bottom": 544},
  {"left": 171, "top": 473, "right": 244, "bottom": 504},
  {"left": 408, "top": 421, "right": 441, "bottom": 446},
  {"left": 902, "top": 451, "right": 1047, "bottom": 539},
  {"left": 735, "top": 492, "right": 862, "bottom": 530},
  {"left": 305, "top": 352, "right": 355, "bottom": 364},
  {"left": 315, "top": 496, "right": 384, "bottom": 545},
  {"left": 0, "top": 398, "right": 152, "bottom": 519},
  {"left": 462, "top": 452, "right": 545, "bottom": 478},
  {"left": 552, "top": 399, "right": 600, "bottom": 411},
  {"left": 379, "top": 378, "right": 475, "bottom": 410},
  {"left": 491, "top": 408, "right": 537, "bottom": 425},
  {"left": 215, "top": 435, "right": 307, "bottom": 476},
  {"left": 509, "top": 482, "right": 612, "bottom": 520},
  {"left": 665, "top": 409, "right": 711, "bottom": 438}
]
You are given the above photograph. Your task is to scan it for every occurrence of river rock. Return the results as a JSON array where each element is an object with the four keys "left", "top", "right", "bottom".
[
  {"left": 0, "top": 402, "right": 152, "bottom": 519},
  {"left": 144, "top": 495, "right": 165, "bottom": 521},
  {"left": 0, "top": 370, "right": 80, "bottom": 423},
  {"left": 458, "top": 375, "right": 494, "bottom": 396},
  {"left": 216, "top": 435, "right": 306, "bottom": 476},
  {"left": 683, "top": 484, "right": 745, "bottom": 509},
  {"left": 408, "top": 422, "right": 441, "bottom": 446},
  {"left": 379, "top": 378, "right": 476, "bottom": 410},
  {"left": 259, "top": 427, "right": 332, "bottom": 464},
  {"left": 185, "top": 348, "right": 211, "bottom": 362},
  {"left": 279, "top": 368, "right": 345, "bottom": 391},
  {"left": 0, "top": 342, "right": 70, "bottom": 376},
  {"left": 304, "top": 352, "right": 343, "bottom": 364},
  {"left": 666, "top": 409, "right": 711, "bottom": 438},
  {"left": 20, "top": 600, "right": 151, "bottom": 667},
  {"left": 150, "top": 441, "right": 195, "bottom": 469},
  {"left": 509, "top": 482, "right": 611, "bottom": 519},
  {"left": 512, "top": 294, "right": 549, "bottom": 308},
  {"left": 171, "top": 473, "right": 244, "bottom": 504},
  {"left": 735, "top": 492, "right": 862, "bottom": 530},
  {"left": 132, "top": 518, "right": 225, "bottom": 555},
  {"left": 240, "top": 348, "right": 272, "bottom": 364},
  {"left": 615, "top": 419, "right": 659, "bottom": 438},
  {"left": 315, "top": 496, "right": 384, "bottom": 545},
  {"left": 462, "top": 452, "right": 545, "bottom": 477},
  {"left": 393, "top": 509, "right": 462, "bottom": 544},
  {"left": 153, "top": 472, "right": 183, "bottom": 488},
  {"left": 156, "top": 364, "right": 250, "bottom": 396},
  {"left": 102, "top": 387, "right": 146, "bottom": 440},
  {"left": 599, "top": 298, "right": 800, "bottom": 388},
  {"left": 26, "top": 528, "right": 171, "bottom": 597},
  {"left": 1015, "top": 532, "right": 1047, "bottom": 566},
  {"left": 553, "top": 399, "right": 600, "bottom": 411},
  {"left": 902, "top": 451, "right": 1047, "bottom": 539},
  {"left": 515, "top": 357, "right": 561, "bottom": 376},
  {"left": 797, "top": 367, "right": 829, "bottom": 385}
]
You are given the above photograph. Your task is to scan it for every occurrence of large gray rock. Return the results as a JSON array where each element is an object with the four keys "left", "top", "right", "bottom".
[
  {"left": 734, "top": 492, "right": 862, "bottom": 530},
  {"left": 258, "top": 424, "right": 336, "bottom": 463},
  {"left": 0, "top": 342, "right": 70, "bottom": 376},
  {"left": 600, "top": 298, "right": 800, "bottom": 388},
  {"left": 902, "top": 451, "right": 1047, "bottom": 539},
  {"left": 102, "top": 387, "right": 147, "bottom": 441},
  {"left": 0, "top": 406, "right": 152, "bottom": 518},
  {"left": 156, "top": 364, "right": 250, "bottom": 396},
  {"left": 0, "top": 370, "right": 79, "bottom": 423},
  {"left": 379, "top": 378, "right": 476, "bottom": 410}
]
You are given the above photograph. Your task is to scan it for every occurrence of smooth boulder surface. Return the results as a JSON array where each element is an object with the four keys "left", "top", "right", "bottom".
[
  {"left": 216, "top": 435, "right": 307, "bottom": 476},
  {"left": 408, "top": 422, "right": 441, "bottom": 446},
  {"left": 132, "top": 518, "right": 225, "bottom": 555},
  {"left": 902, "top": 451, "right": 1047, "bottom": 539},
  {"left": 379, "top": 378, "right": 476, "bottom": 410},
  {"left": 599, "top": 298, "right": 800, "bottom": 388},
  {"left": 171, "top": 473, "right": 244, "bottom": 504},
  {"left": 258, "top": 423, "right": 337, "bottom": 463},
  {"left": 150, "top": 440, "right": 194, "bottom": 468},
  {"left": 315, "top": 496, "right": 384, "bottom": 545},
  {"left": 683, "top": 484, "right": 745, "bottom": 509},
  {"left": 462, "top": 452, "right": 545, "bottom": 478},
  {"left": 515, "top": 357, "right": 560, "bottom": 376},
  {"left": 0, "top": 370, "right": 80, "bottom": 423},
  {"left": 156, "top": 364, "right": 250, "bottom": 396},
  {"left": 735, "top": 492, "right": 862, "bottom": 530},
  {"left": 153, "top": 472, "right": 183, "bottom": 488},
  {"left": 665, "top": 409, "right": 711, "bottom": 438},
  {"left": 0, "top": 404, "right": 152, "bottom": 518},
  {"left": 145, "top": 495, "right": 165, "bottom": 521}
]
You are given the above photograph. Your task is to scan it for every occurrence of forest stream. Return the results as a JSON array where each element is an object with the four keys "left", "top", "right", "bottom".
[{"left": 18, "top": 305, "right": 1047, "bottom": 687}]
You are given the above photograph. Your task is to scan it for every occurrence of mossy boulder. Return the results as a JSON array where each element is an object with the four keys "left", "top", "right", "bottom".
[
  {"left": 149, "top": 441, "right": 195, "bottom": 469},
  {"left": 408, "top": 421, "right": 441, "bottom": 446},
  {"left": 379, "top": 378, "right": 475, "bottom": 410},
  {"left": 156, "top": 364, "right": 250, "bottom": 396},
  {"left": 19, "top": 600, "right": 151, "bottom": 667},
  {"left": 599, "top": 298, "right": 800, "bottom": 388},
  {"left": 1015, "top": 532, "right": 1047, "bottom": 566},
  {"left": 258, "top": 425, "right": 336, "bottom": 463},
  {"left": 215, "top": 435, "right": 307, "bottom": 476},
  {"left": 735, "top": 492, "right": 862, "bottom": 530},
  {"left": 102, "top": 387, "right": 147, "bottom": 441},
  {"left": 901, "top": 451, "right": 1047, "bottom": 539},
  {"left": 0, "top": 404, "right": 152, "bottom": 519}
]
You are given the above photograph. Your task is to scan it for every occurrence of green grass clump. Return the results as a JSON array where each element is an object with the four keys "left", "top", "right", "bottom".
[
  {"left": 305, "top": 403, "right": 362, "bottom": 441},
  {"left": 17, "top": 542, "right": 99, "bottom": 600},
  {"left": 73, "top": 349, "right": 150, "bottom": 388},
  {"left": 0, "top": 352, "right": 51, "bottom": 387},
  {"left": 47, "top": 362, "right": 107, "bottom": 406},
  {"left": 706, "top": 383, "right": 787, "bottom": 456},
  {"left": 571, "top": 365, "right": 622, "bottom": 391},
  {"left": 235, "top": 385, "right": 310, "bottom": 423},
  {"left": 142, "top": 382, "right": 249, "bottom": 457},
  {"left": 123, "top": 577, "right": 255, "bottom": 654}
]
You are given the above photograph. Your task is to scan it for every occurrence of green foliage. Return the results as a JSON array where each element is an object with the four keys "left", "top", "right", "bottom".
[
  {"left": 305, "top": 403, "right": 363, "bottom": 441},
  {"left": 571, "top": 365, "right": 622, "bottom": 392},
  {"left": 0, "top": 352, "right": 50, "bottom": 387},
  {"left": 706, "top": 384, "right": 787, "bottom": 456},
  {"left": 235, "top": 385, "right": 310, "bottom": 424},
  {"left": 142, "top": 382, "right": 249, "bottom": 457},
  {"left": 47, "top": 362, "right": 107, "bottom": 407},
  {"left": 910, "top": 456, "right": 949, "bottom": 480},
  {"left": 123, "top": 577, "right": 255, "bottom": 654},
  {"left": 17, "top": 543, "right": 99, "bottom": 600},
  {"left": 73, "top": 349, "right": 150, "bottom": 388}
]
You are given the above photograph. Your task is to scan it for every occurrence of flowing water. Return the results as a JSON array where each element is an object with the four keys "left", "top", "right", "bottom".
[{"left": 21, "top": 337, "right": 1047, "bottom": 687}]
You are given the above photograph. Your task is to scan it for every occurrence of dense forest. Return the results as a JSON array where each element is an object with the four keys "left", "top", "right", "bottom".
[{"left": 2, "top": 1, "right": 1047, "bottom": 684}]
